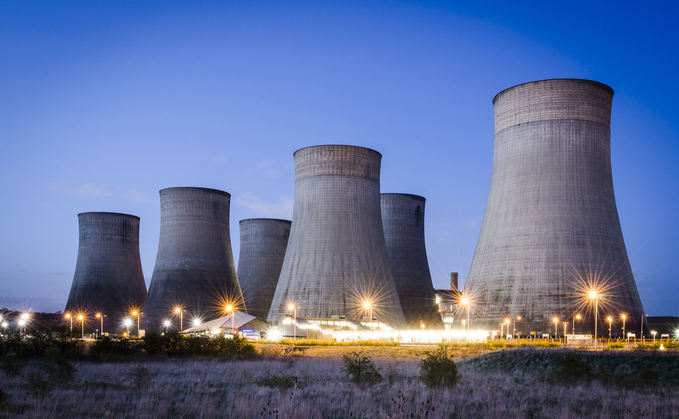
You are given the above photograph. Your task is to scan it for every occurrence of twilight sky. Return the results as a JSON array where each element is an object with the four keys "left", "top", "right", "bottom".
[{"left": 1, "top": 1, "right": 677, "bottom": 316}]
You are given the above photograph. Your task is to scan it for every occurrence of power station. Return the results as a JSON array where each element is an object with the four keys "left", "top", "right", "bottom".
[
  {"left": 65, "top": 212, "right": 147, "bottom": 330},
  {"left": 143, "top": 187, "right": 244, "bottom": 328},
  {"left": 237, "top": 218, "right": 291, "bottom": 321},
  {"left": 268, "top": 145, "right": 406, "bottom": 328},
  {"left": 381, "top": 193, "right": 442, "bottom": 329},
  {"left": 464, "top": 79, "right": 646, "bottom": 335}
]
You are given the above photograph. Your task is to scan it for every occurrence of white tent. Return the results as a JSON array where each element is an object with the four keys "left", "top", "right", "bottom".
[{"left": 181, "top": 312, "right": 264, "bottom": 334}]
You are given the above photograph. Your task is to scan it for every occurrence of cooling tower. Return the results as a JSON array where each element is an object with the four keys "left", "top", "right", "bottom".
[
  {"left": 65, "top": 212, "right": 147, "bottom": 329},
  {"left": 237, "top": 218, "right": 291, "bottom": 321},
  {"left": 465, "top": 79, "right": 646, "bottom": 336},
  {"left": 381, "top": 194, "right": 442, "bottom": 329},
  {"left": 268, "top": 145, "right": 406, "bottom": 328},
  {"left": 144, "top": 187, "right": 244, "bottom": 328}
]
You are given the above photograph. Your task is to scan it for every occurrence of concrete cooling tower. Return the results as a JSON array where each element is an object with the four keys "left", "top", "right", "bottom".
[
  {"left": 237, "top": 218, "right": 291, "bottom": 321},
  {"left": 268, "top": 145, "right": 406, "bottom": 328},
  {"left": 381, "top": 194, "right": 442, "bottom": 329},
  {"left": 465, "top": 79, "right": 646, "bottom": 336},
  {"left": 65, "top": 212, "right": 147, "bottom": 330},
  {"left": 144, "top": 187, "right": 244, "bottom": 328}
]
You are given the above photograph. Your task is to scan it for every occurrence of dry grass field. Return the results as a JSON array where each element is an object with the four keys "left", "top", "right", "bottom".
[{"left": 1, "top": 344, "right": 679, "bottom": 418}]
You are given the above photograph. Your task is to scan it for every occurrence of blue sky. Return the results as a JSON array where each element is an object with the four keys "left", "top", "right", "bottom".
[{"left": 1, "top": 1, "right": 677, "bottom": 315}]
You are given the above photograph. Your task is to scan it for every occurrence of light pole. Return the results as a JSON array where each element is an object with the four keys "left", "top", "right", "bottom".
[
  {"left": 460, "top": 297, "right": 470, "bottom": 331},
  {"left": 226, "top": 305, "right": 235, "bottom": 338},
  {"left": 132, "top": 311, "right": 140, "bottom": 338},
  {"left": 564, "top": 322, "right": 568, "bottom": 341},
  {"left": 573, "top": 314, "right": 581, "bottom": 335},
  {"left": 288, "top": 304, "right": 296, "bottom": 340},
  {"left": 96, "top": 313, "right": 105, "bottom": 337},
  {"left": 78, "top": 315, "right": 84, "bottom": 338},
  {"left": 621, "top": 314, "right": 626, "bottom": 341},
  {"left": 513, "top": 316, "right": 521, "bottom": 338},
  {"left": 65, "top": 313, "right": 73, "bottom": 335},
  {"left": 163, "top": 320, "right": 171, "bottom": 332},
  {"left": 363, "top": 301, "right": 372, "bottom": 322},
  {"left": 1, "top": 321, "right": 7, "bottom": 334},
  {"left": 553, "top": 317, "right": 558, "bottom": 340},
  {"left": 500, "top": 322, "right": 504, "bottom": 339},
  {"left": 608, "top": 317, "right": 612, "bottom": 340},
  {"left": 589, "top": 291, "right": 598, "bottom": 348},
  {"left": 504, "top": 319, "right": 510, "bottom": 339},
  {"left": 124, "top": 318, "right": 132, "bottom": 337},
  {"left": 641, "top": 314, "right": 647, "bottom": 341},
  {"left": 652, "top": 330, "right": 657, "bottom": 344},
  {"left": 175, "top": 307, "right": 184, "bottom": 331}
]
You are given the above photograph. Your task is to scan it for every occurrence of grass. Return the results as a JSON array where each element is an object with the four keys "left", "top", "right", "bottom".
[{"left": 1, "top": 347, "right": 679, "bottom": 418}]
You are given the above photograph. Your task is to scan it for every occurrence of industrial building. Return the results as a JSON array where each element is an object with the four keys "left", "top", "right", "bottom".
[
  {"left": 464, "top": 79, "right": 647, "bottom": 336},
  {"left": 65, "top": 212, "right": 147, "bottom": 331},
  {"left": 144, "top": 187, "right": 244, "bottom": 329},
  {"left": 237, "top": 218, "right": 291, "bottom": 321},
  {"left": 268, "top": 145, "right": 406, "bottom": 328},
  {"left": 381, "top": 193, "right": 442, "bottom": 329}
]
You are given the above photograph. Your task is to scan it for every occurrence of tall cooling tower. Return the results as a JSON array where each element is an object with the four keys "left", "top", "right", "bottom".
[
  {"left": 65, "top": 212, "right": 147, "bottom": 329},
  {"left": 144, "top": 187, "right": 244, "bottom": 328},
  {"left": 381, "top": 194, "right": 442, "bottom": 329},
  {"left": 268, "top": 145, "right": 406, "bottom": 328},
  {"left": 237, "top": 218, "right": 291, "bottom": 321},
  {"left": 465, "top": 79, "right": 646, "bottom": 335}
]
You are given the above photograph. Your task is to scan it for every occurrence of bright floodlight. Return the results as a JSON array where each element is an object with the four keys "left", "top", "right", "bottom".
[
  {"left": 21, "top": 313, "right": 29, "bottom": 320},
  {"left": 132, "top": 310, "right": 138, "bottom": 316},
  {"left": 288, "top": 304, "right": 295, "bottom": 310},
  {"left": 123, "top": 318, "right": 132, "bottom": 326},
  {"left": 1, "top": 322, "right": 8, "bottom": 328},
  {"left": 18, "top": 320, "right": 26, "bottom": 326},
  {"left": 65, "top": 314, "right": 71, "bottom": 319},
  {"left": 576, "top": 314, "right": 581, "bottom": 319},
  {"left": 363, "top": 301, "right": 371, "bottom": 309},
  {"left": 193, "top": 319, "right": 201, "bottom": 326},
  {"left": 96, "top": 313, "right": 101, "bottom": 318},
  {"left": 461, "top": 297, "right": 469, "bottom": 305},
  {"left": 589, "top": 291, "right": 597, "bottom": 299},
  {"left": 175, "top": 307, "right": 181, "bottom": 313},
  {"left": 553, "top": 317, "right": 558, "bottom": 323},
  {"left": 505, "top": 319, "right": 510, "bottom": 324},
  {"left": 163, "top": 320, "right": 171, "bottom": 327},
  {"left": 226, "top": 305, "right": 233, "bottom": 312}
]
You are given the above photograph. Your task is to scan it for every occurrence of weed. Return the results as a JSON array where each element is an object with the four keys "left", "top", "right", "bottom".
[
  {"left": 130, "top": 365, "right": 152, "bottom": 390},
  {"left": 341, "top": 352, "right": 382, "bottom": 386},
  {"left": 418, "top": 346, "right": 461, "bottom": 388},
  {"left": 553, "top": 353, "right": 593, "bottom": 383},
  {"left": 22, "top": 370, "right": 53, "bottom": 398},
  {"left": 255, "top": 371, "right": 298, "bottom": 390},
  {"left": 42, "top": 355, "right": 77, "bottom": 385},
  {"left": 0, "top": 357, "right": 24, "bottom": 376}
]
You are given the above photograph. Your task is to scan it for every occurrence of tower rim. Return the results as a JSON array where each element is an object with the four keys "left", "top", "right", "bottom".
[
  {"left": 158, "top": 186, "right": 231, "bottom": 197},
  {"left": 293, "top": 144, "right": 382, "bottom": 158},
  {"left": 77, "top": 212, "right": 140, "bottom": 220},
  {"left": 492, "top": 78, "right": 614, "bottom": 105}
]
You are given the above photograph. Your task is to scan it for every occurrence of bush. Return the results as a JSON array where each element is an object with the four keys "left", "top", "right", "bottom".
[
  {"left": 419, "top": 346, "right": 461, "bottom": 388},
  {"left": 0, "top": 388, "right": 7, "bottom": 406},
  {"left": 1, "top": 357, "right": 24, "bottom": 376},
  {"left": 341, "top": 352, "right": 382, "bottom": 386},
  {"left": 553, "top": 353, "right": 593, "bottom": 383},
  {"left": 606, "top": 341, "right": 626, "bottom": 349},
  {"left": 129, "top": 365, "right": 152, "bottom": 390},
  {"left": 22, "top": 370, "right": 53, "bottom": 398},
  {"left": 255, "top": 371, "right": 298, "bottom": 390},
  {"left": 42, "top": 355, "right": 77, "bottom": 385},
  {"left": 225, "top": 336, "right": 257, "bottom": 357}
]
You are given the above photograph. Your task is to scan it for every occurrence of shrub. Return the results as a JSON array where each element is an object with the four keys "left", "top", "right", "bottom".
[
  {"left": 225, "top": 336, "right": 258, "bottom": 357},
  {"left": 22, "top": 370, "right": 53, "bottom": 398},
  {"left": 606, "top": 341, "right": 626, "bottom": 349},
  {"left": 255, "top": 371, "right": 298, "bottom": 390},
  {"left": 418, "top": 346, "right": 461, "bottom": 388},
  {"left": 129, "top": 366, "right": 152, "bottom": 390},
  {"left": 341, "top": 352, "right": 382, "bottom": 386},
  {"left": 0, "top": 357, "right": 24, "bottom": 376},
  {"left": 553, "top": 353, "right": 593, "bottom": 383},
  {"left": 0, "top": 387, "right": 7, "bottom": 406},
  {"left": 42, "top": 355, "right": 77, "bottom": 385}
]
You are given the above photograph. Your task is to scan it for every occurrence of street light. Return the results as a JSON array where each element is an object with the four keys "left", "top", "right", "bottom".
[
  {"left": 363, "top": 301, "right": 372, "bottom": 321},
  {"left": 96, "top": 313, "right": 105, "bottom": 337},
  {"left": 288, "top": 304, "right": 296, "bottom": 340},
  {"left": 652, "top": 330, "right": 657, "bottom": 344},
  {"left": 163, "top": 320, "right": 171, "bottom": 332},
  {"left": 18, "top": 318, "right": 26, "bottom": 335},
  {"left": 563, "top": 322, "right": 568, "bottom": 341},
  {"left": 589, "top": 291, "right": 598, "bottom": 348},
  {"left": 504, "top": 319, "right": 510, "bottom": 339},
  {"left": 132, "top": 310, "right": 140, "bottom": 338},
  {"left": 175, "top": 307, "right": 184, "bottom": 331},
  {"left": 553, "top": 317, "right": 559, "bottom": 340},
  {"left": 460, "top": 297, "right": 470, "bottom": 331},
  {"left": 123, "top": 318, "right": 132, "bottom": 337},
  {"left": 573, "top": 314, "right": 581, "bottom": 335},
  {"left": 608, "top": 316, "right": 612, "bottom": 340},
  {"left": 513, "top": 316, "right": 521, "bottom": 338},
  {"left": 65, "top": 313, "right": 73, "bottom": 335},
  {"left": 621, "top": 314, "right": 626, "bottom": 340},
  {"left": 1, "top": 321, "right": 7, "bottom": 334},
  {"left": 78, "top": 314, "right": 84, "bottom": 338},
  {"left": 226, "top": 305, "right": 235, "bottom": 338}
]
